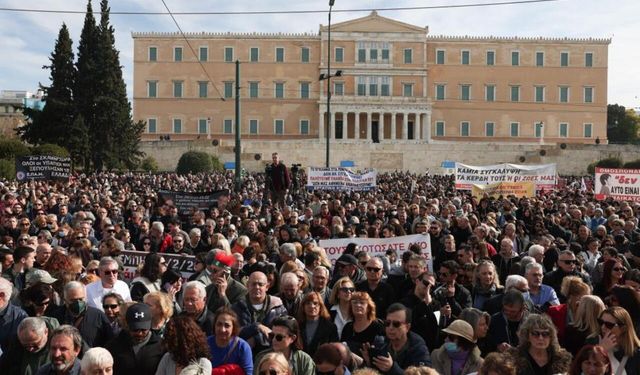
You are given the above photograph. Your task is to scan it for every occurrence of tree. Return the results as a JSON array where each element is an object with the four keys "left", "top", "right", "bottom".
[
  {"left": 607, "top": 104, "right": 640, "bottom": 143},
  {"left": 176, "top": 151, "right": 214, "bottom": 174},
  {"left": 20, "top": 23, "right": 76, "bottom": 150}
]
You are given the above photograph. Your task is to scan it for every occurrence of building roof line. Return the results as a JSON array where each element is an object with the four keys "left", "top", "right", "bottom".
[
  {"left": 427, "top": 35, "right": 612, "bottom": 44},
  {"left": 132, "top": 31, "right": 318, "bottom": 39}
]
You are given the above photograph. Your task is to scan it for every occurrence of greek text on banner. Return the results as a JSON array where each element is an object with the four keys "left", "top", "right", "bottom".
[
  {"left": 471, "top": 181, "right": 536, "bottom": 198},
  {"left": 455, "top": 162, "right": 556, "bottom": 190},
  {"left": 594, "top": 167, "right": 640, "bottom": 202},
  {"left": 306, "top": 167, "right": 376, "bottom": 191}
]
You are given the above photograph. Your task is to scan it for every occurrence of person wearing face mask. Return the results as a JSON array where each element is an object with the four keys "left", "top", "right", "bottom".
[
  {"left": 431, "top": 320, "right": 483, "bottom": 375},
  {"left": 49, "top": 281, "right": 113, "bottom": 347}
]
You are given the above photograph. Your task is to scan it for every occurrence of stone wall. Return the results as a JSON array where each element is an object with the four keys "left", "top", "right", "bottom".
[{"left": 140, "top": 139, "right": 640, "bottom": 175}]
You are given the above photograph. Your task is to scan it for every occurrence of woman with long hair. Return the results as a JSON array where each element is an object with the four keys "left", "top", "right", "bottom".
[
  {"left": 160, "top": 268, "right": 183, "bottom": 315},
  {"left": 470, "top": 260, "right": 503, "bottom": 310},
  {"left": 340, "top": 291, "right": 384, "bottom": 357},
  {"left": 130, "top": 252, "right": 167, "bottom": 302},
  {"left": 587, "top": 306, "right": 640, "bottom": 374},
  {"left": 546, "top": 276, "right": 591, "bottom": 344},
  {"left": 207, "top": 307, "right": 253, "bottom": 375},
  {"left": 460, "top": 307, "right": 492, "bottom": 357},
  {"left": 607, "top": 285, "right": 640, "bottom": 337},
  {"left": 594, "top": 259, "right": 626, "bottom": 299},
  {"left": 144, "top": 291, "right": 174, "bottom": 338},
  {"left": 568, "top": 345, "right": 612, "bottom": 375},
  {"left": 563, "top": 295, "right": 606, "bottom": 355},
  {"left": 254, "top": 316, "right": 315, "bottom": 375},
  {"left": 297, "top": 291, "right": 339, "bottom": 356},
  {"left": 328, "top": 277, "right": 355, "bottom": 338},
  {"left": 256, "top": 352, "right": 290, "bottom": 375},
  {"left": 506, "top": 314, "right": 572, "bottom": 375},
  {"left": 156, "top": 315, "right": 212, "bottom": 375}
]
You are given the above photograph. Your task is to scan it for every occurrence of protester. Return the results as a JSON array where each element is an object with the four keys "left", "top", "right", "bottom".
[
  {"left": 155, "top": 315, "right": 212, "bottom": 375},
  {"left": 36, "top": 325, "right": 83, "bottom": 375},
  {"left": 207, "top": 306, "right": 253, "bottom": 375}
]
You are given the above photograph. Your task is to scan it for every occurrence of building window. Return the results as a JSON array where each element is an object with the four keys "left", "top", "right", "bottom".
[
  {"left": 535, "top": 86, "right": 545, "bottom": 102},
  {"left": 249, "top": 82, "right": 259, "bottom": 98},
  {"left": 460, "top": 121, "right": 470, "bottom": 137},
  {"left": 198, "top": 119, "right": 208, "bottom": 134},
  {"left": 560, "top": 52, "right": 569, "bottom": 67},
  {"left": 559, "top": 122, "right": 568, "bottom": 137},
  {"left": 147, "top": 81, "right": 157, "bottom": 98},
  {"left": 381, "top": 48, "right": 389, "bottom": 62},
  {"left": 173, "top": 81, "right": 183, "bottom": 98},
  {"left": 358, "top": 48, "right": 366, "bottom": 63},
  {"left": 486, "top": 50, "right": 495, "bottom": 66},
  {"left": 436, "top": 84, "right": 446, "bottom": 100},
  {"left": 274, "top": 119, "right": 284, "bottom": 135},
  {"left": 436, "top": 121, "right": 445, "bottom": 136},
  {"left": 536, "top": 51, "right": 544, "bottom": 67},
  {"left": 510, "top": 86, "right": 520, "bottom": 102},
  {"left": 511, "top": 51, "right": 520, "bottom": 66},
  {"left": 403, "top": 83, "right": 413, "bottom": 97},
  {"left": 461, "top": 50, "right": 470, "bottom": 65},
  {"left": 275, "top": 47, "right": 284, "bottom": 62},
  {"left": 404, "top": 49, "right": 413, "bottom": 64},
  {"left": 224, "top": 47, "right": 234, "bottom": 62},
  {"left": 149, "top": 47, "right": 157, "bottom": 62},
  {"left": 249, "top": 119, "right": 259, "bottom": 135},
  {"left": 510, "top": 122, "right": 519, "bottom": 137},
  {"left": 301, "top": 47, "right": 310, "bottom": 62},
  {"left": 335, "top": 47, "right": 343, "bottom": 62},
  {"left": 436, "top": 49, "right": 445, "bottom": 65},
  {"left": 173, "top": 119, "right": 182, "bottom": 133},
  {"left": 198, "top": 81, "right": 208, "bottom": 98},
  {"left": 174, "top": 47, "right": 183, "bottom": 62},
  {"left": 584, "top": 87, "right": 593, "bottom": 103},
  {"left": 250, "top": 47, "right": 259, "bottom": 62},
  {"left": 370, "top": 49, "right": 378, "bottom": 63},
  {"left": 559, "top": 86, "right": 569, "bottom": 103},
  {"left": 300, "top": 119, "right": 310, "bottom": 135},
  {"left": 584, "top": 123, "right": 593, "bottom": 138},
  {"left": 381, "top": 77, "right": 390, "bottom": 96},
  {"left": 275, "top": 83, "right": 285, "bottom": 98},
  {"left": 369, "top": 76, "right": 378, "bottom": 96},
  {"left": 585, "top": 52, "right": 593, "bottom": 67},
  {"left": 485, "top": 85, "right": 495, "bottom": 102},
  {"left": 535, "top": 122, "right": 544, "bottom": 138},
  {"left": 460, "top": 85, "right": 471, "bottom": 101},
  {"left": 223, "top": 119, "right": 233, "bottom": 134},
  {"left": 357, "top": 77, "right": 366, "bottom": 96},
  {"left": 147, "top": 118, "right": 157, "bottom": 133},
  {"left": 485, "top": 122, "right": 495, "bottom": 137},
  {"left": 334, "top": 82, "right": 344, "bottom": 96},
  {"left": 224, "top": 82, "right": 233, "bottom": 99},
  {"left": 199, "top": 47, "right": 208, "bottom": 62},
  {"left": 300, "top": 82, "right": 310, "bottom": 99}
]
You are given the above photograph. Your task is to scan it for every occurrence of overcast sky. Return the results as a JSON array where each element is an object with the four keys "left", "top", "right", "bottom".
[{"left": 0, "top": 0, "right": 638, "bottom": 108}]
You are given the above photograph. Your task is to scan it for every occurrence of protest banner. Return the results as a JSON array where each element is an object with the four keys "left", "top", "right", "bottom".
[
  {"left": 15, "top": 155, "right": 71, "bottom": 181},
  {"left": 455, "top": 162, "right": 556, "bottom": 190},
  {"left": 471, "top": 181, "right": 536, "bottom": 198},
  {"left": 306, "top": 167, "right": 376, "bottom": 191},
  {"left": 158, "top": 189, "right": 230, "bottom": 216},
  {"left": 121, "top": 250, "right": 196, "bottom": 282},
  {"left": 595, "top": 168, "right": 640, "bottom": 202},
  {"left": 320, "top": 233, "right": 432, "bottom": 272}
]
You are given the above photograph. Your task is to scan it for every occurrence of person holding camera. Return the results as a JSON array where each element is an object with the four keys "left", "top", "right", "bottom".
[{"left": 268, "top": 152, "right": 291, "bottom": 209}]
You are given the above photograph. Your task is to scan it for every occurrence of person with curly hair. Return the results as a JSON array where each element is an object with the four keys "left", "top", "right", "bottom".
[
  {"left": 155, "top": 315, "right": 212, "bottom": 375},
  {"left": 476, "top": 352, "right": 516, "bottom": 375}
]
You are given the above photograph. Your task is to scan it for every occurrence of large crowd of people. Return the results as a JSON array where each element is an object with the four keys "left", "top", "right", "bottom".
[{"left": 0, "top": 165, "right": 639, "bottom": 375}]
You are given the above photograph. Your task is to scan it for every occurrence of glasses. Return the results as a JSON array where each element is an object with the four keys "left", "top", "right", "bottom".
[
  {"left": 384, "top": 320, "right": 406, "bottom": 328},
  {"left": 34, "top": 300, "right": 50, "bottom": 307},
  {"left": 19, "top": 238, "right": 29, "bottom": 242},
  {"left": 439, "top": 272, "right": 450, "bottom": 277},
  {"left": 561, "top": 259, "right": 579, "bottom": 265},
  {"left": 530, "top": 330, "right": 551, "bottom": 338},
  {"left": 259, "top": 370, "right": 279, "bottom": 375},
  {"left": 103, "top": 304, "right": 119, "bottom": 310},
  {"left": 174, "top": 239, "right": 183, "bottom": 243},
  {"left": 351, "top": 300, "right": 366, "bottom": 305},
  {"left": 20, "top": 222, "right": 30, "bottom": 226},
  {"left": 598, "top": 318, "right": 624, "bottom": 329},
  {"left": 143, "top": 242, "right": 151, "bottom": 245},
  {"left": 420, "top": 279, "right": 433, "bottom": 288},
  {"left": 366, "top": 267, "right": 381, "bottom": 273},
  {"left": 103, "top": 269, "right": 119, "bottom": 275},
  {"left": 339, "top": 287, "right": 355, "bottom": 293},
  {"left": 268, "top": 333, "right": 289, "bottom": 342},
  {"left": 612, "top": 267, "right": 626, "bottom": 272}
]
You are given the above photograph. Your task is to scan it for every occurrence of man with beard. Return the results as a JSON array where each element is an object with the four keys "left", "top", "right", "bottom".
[{"left": 36, "top": 325, "right": 82, "bottom": 375}]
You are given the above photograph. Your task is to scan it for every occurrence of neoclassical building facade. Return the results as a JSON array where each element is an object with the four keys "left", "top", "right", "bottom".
[{"left": 132, "top": 11, "right": 609, "bottom": 144}]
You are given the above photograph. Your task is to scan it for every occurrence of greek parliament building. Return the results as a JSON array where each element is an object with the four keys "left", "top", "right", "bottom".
[{"left": 132, "top": 11, "right": 610, "bottom": 144}]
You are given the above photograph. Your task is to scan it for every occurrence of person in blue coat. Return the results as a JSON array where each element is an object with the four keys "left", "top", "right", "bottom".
[{"left": 207, "top": 306, "right": 253, "bottom": 375}]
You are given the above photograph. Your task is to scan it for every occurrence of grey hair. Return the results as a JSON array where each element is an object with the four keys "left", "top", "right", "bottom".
[
  {"left": 51, "top": 325, "right": 83, "bottom": 351},
  {"left": 505, "top": 275, "right": 527, "bottom": 290},
  {"left": 81, "top": 347, "right": 114, "bottom": 373},
  {"left": 0, "top": 277, "right": 12, "bottom": 297},
  {"left": 279, "top": 243, "right": 297, "bottom": 257},
  {"left": 184, "top": 281, "right": 206, "bottom": 300},
  {"left": 519, "top": 256, "right": 536, "bottom": 271},
  {"left": 280, "top": 272, "right": 299, "bottom": 288},
  {"left": 525, "top": 262, "right": 544, "bottom": 274},
  {"left": 313, "top": 266, "right": 330, "bottom": 278},
  {"left": 18, "top": 317, "right": 47, "bottom": 337},
  {"left": 98, "top": 256, "right": 118, "bottom": 269},
  {"left": 236, "top": 235, "right": 250, "bottom": 248},
  {"left": 63, "top": 281, "right": 85, "bottom": 300},
  {"left": 189, "top": 228, "right": 202, "bottom": 237},
  {"left": 151, "top": 221, "right": 164, "bottom": 233},
  {"left": 460, "top": 307, "right": 491, "bottom": 335},
  {"left": 528, "top": 244, "right": 544, "bottom": 257}
]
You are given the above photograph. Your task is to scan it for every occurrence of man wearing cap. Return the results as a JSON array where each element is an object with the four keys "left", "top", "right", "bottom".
[
  {"left": 363, "top": 303, "right": 431, "bottom": 374},
  {"left": 430, "top": 320, "right": 483, "bottom": 375},
  {"left": 329, "top": 254, "right": 366, "bottom": 288},
  {"left": 85, "top": 257, "right": 131, "bottom": 311},
  {"left": 203, "top": 251, "right": 247, "bottom": 312},
  {"left": 106, "top": 303, "right": 165, "bottom": 375}
]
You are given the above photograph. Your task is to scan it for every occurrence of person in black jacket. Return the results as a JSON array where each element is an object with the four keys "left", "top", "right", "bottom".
[
  {"left": 268, "top": 152, "right": 291, "bottom": 209},
  {"left": 543, "top": 250, "right": 591, "bottom": 301},
  {"left": 181, "top": 281, "right": 215, "bottom": 336},
  {"left": 297, "top": 291, "right": 339, "bottom": 356},
  {"left": 106, "top": 303, "right": 165, "bottom": 375}
]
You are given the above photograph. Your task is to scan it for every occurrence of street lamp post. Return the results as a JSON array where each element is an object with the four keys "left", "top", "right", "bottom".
[{"left": 320, "top": 0, "right": 341, "bottom": 168}]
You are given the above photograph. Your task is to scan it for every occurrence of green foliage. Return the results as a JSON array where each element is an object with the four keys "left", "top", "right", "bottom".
[
  {"left": 140, "top": 156, "right": 159, "bottom": 173},
  {"left": 0, "top": 159, "right": 15, "bottom": 180},
  {"left": 607, "top": 104, "right": 640, "bottom": 143},
  {"left": 31, "top": 144, "right": 70, "bottom": 157},
  {"left": 176, "top": 151, "right": 213, "bottom": 175},
  {"left": 0, "top": 139, "right": 30, "bottom": 160},
  {"left": 210, "top": 154, "right": 224, "bottom": 172},
  {"left": 623, "top": 159, "right": 640, "bottom": 169},
  {"left": 587, "top": 157, "right": 624, "bottom": 174}
]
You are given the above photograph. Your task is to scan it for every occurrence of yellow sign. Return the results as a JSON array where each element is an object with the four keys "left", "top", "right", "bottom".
[{"left": 471, "top": 181, "right": 535, "bottom": 198}]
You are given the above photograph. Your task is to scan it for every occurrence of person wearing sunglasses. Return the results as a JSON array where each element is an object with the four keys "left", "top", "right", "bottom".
[
  {"left": 313, "top": 343, "right": 350, "bottom": 375},
  {"left": 362, "top": 303, "right": 431, "bottom": 374},
  {"left": 505, "top": 314, "right": 572, "bottom": 375},
  {"left": 543, "top": 250, "right": 591, "bottom": 300},
  {"left": 101, "top": 292, "right": 124, "bottom": 336},
  {"left": 586, "top": 306, "right": 640, "bottom": 374},
  {"left": 256, "top": 352, "right": 290, "bottom": 375},
  {"left": 593, "top": 258, "right": 626, "bottom": 300},
  {"left": 85, "top": 257, "right": 131, "bottom": 312},
  {"left": 431, "top": 319, "right": 483, "bottom": 375},
  {"left": 254, "top": 316, "right": 315, "bottom": 375},
  {"left": 356, "top": 257, "right": 395, "bottom": 319},
  {"left": 328, "top": 277, "right": 355, "bottom": 338}
]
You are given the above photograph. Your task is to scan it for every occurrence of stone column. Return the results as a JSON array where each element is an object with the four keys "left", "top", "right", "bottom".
[
  {"left": 330, "top": 112, "right": 336, "bottom": 140},
  {"left": 402, "top": 112, "right": 408, "bottom": 140},
  {"left": 378, "top": 112, "right": 384, "bottom": 142},
  {"left": 354, "top": 112, "right": 360, "bottom": 140},
  {"left": 415, "top": 113, "right": 421, "bottom": 140},
  {"left": 319, "top": 110, "right": 325, "bottom": 140},
  {"left": 391, "top": 112, "right": 397, "bottom": 140},
  {"left": 424, "top": 112, "right": 432, "bottom": 143},
  {"left": 366, "top": 112, "right": 372, "bottom": 141}
]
